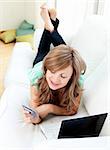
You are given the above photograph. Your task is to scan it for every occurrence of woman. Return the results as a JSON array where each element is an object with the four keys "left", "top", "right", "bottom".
[{"left": 23, "top": 4, "right": 86, "bottom": 124}]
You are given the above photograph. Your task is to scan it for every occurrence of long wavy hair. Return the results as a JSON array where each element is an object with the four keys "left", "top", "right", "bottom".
[{"left": 37, "top": 44, "right": 86, "bottom": 110}]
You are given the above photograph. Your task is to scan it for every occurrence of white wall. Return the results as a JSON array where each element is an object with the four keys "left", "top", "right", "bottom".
[
  {"left": 0, "top": 0, "right": 56, "bottom": 31},
  {"left": 0, "top": 0, "right": 38, "bottom": 30},
  {"left": 1, "top": 0, "right": 108, "bottom": 31},
  {"left": 56, "top": 0, "right": 100, "bottom": 36},
  {"left": 103, "top": 0, "right": 110, "bottom": 18},
  {"left": 24, "top": 0, "right": 38, "bottom": 29},
  {"left": 0, "top": 0, "right": 25, "bottom": 30},
  {"left": 56, "top": 0, "right": 88, "bottom": 36},
  {"left": 35, "top": 0, "right": 56, "bottom": 28}
]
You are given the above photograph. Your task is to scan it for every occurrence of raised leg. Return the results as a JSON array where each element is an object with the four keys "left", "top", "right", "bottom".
[
  {"left": 33, "top": 4, "right": 66, "bottom": 66},
  {"left": 33, "top": 29, "right": 52, "bottom": 66},
  {"left": 50, "top": 30, "right": 66, "bottom": 47}
]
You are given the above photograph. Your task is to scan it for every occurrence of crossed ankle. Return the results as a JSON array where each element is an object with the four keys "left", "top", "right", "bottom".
[
  {"left": 45, "top": 23, "right": 54, "bottom": 32},
  {"left": 51, "top": 18, "right": 59, "bottom": 30}
]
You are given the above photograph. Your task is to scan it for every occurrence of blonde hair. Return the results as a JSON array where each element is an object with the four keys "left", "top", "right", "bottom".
[{"left": 37, "top": 44, "right": 86, "bottom": 110}]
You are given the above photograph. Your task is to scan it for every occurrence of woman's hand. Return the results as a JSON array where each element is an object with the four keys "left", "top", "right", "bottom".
[
  {"left": 22, "top": 104, "right": 52, "bottom": 124},
  {"left": 22, "top": 109, "right": 41, "bottom": 124}
]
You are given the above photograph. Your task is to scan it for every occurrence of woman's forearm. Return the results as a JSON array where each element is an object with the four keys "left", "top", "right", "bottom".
[
  {"left": 50, "top": 104, "right": 76, "bottom": 116},
  {"left": 34, "top": 104, "right": 75, "bottom": 119},
  {"left": 29, "top": 103, "right": 76, "bottom": 121}
]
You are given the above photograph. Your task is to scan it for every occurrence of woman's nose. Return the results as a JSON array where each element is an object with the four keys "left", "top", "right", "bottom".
[{"left": 53, "top": 75, "right": 60, "bottom": 83}]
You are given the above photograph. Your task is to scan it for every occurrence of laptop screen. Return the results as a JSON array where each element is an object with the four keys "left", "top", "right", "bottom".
[{"left": 58, "top": 113, "right": 107, "bottom": 139}]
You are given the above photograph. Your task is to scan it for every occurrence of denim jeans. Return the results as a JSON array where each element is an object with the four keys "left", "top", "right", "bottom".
[{"left": 33, "top": 19, "right": 66, "bottom": 66}]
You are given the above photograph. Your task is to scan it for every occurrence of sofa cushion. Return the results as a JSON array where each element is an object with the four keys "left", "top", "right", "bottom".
[
  {"left": 83, "top": 57, "right": 110, "bottom": 135},
  {"left": 4, "top": 42, "right": 36, "bottom": 88},
  {"left": 33, "top": 28, "right": 43, "bottom": 52},
  {"left": 16, "top": 28, "right": 35, "bottom": 36},
  {"left": 71, "top": 15, "right": 108, "bottom": 79},
  {"left": 0, "top": 84, "right": 45, "bottom": 147},
  {"left": 83, "top": 58, "right": 108, "bottom": 114},
  {"left": 0, "top": 85, "right": 34, "bottom": 147},
  {"left": 19, "top": 20, "right": 34, "bottom": 30},
  {"left": 70, "top": 15, "right": 109, "bottom": 136},
  {"left": 0, "top": 29, "right": 16, "bottom": 43},
  {"left": 16, "top": 34, "right": 34, "bottom": 47}
]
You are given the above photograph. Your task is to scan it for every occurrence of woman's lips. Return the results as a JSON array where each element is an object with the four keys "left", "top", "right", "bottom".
[{"left": 50, "top": 80, "right": 59, "bottom": 87}]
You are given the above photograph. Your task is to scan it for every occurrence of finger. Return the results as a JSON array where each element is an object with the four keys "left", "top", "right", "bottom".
[
  {"left": 24, "top": 116, "right": 31, "bottom": 123},
  {"left": 23, "top": 111, "right": 31, "bottom": 119},
  {"left": 23, "top": 110, "right": 30, "bottom": 115}
]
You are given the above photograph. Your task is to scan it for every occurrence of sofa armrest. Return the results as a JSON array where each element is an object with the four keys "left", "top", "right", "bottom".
[{"left": 4, "top": 42, "right": 36, "bottom": 88}]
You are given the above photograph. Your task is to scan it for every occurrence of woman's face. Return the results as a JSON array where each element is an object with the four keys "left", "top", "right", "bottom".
[{"left": 46, "top": 65, "right": 73, "bottom": 90}]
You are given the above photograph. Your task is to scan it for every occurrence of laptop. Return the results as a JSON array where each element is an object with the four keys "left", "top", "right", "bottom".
[{"left": 58, "top": 113, "right": 107, "bottom": 139}]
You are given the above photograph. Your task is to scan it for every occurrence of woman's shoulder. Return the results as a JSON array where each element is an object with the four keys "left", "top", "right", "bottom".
[
  {"left": 78, "top": 74, "right": 86, "bottom": 87},
  {"left": 28, "top": 61, "right": 43, "bottom": 86}
]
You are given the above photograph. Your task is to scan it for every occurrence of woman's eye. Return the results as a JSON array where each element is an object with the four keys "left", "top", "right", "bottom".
[
  {"left": 50, "top": 71, "right": 55, "bottom": 74},
  {"left": 61, "top": 75, "right": 67, "bottom": 78}
]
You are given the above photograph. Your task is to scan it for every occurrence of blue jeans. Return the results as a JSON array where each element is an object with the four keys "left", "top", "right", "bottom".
[{"left": 33, "top": 19, "right": 66, "bottom": 66}]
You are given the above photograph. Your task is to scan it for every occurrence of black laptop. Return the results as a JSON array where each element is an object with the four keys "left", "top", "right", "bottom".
[{"left": 58, "top": 113, "right": 107, "bottom": 139}]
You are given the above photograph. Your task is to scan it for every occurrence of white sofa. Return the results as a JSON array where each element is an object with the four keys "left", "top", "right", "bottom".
[{"left": 0, "top": 15, "right": 110, "bottom": 149}]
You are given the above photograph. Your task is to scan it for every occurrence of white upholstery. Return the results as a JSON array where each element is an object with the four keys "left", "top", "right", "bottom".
[
  {"left": 0, "top": 15, "right": 110, "bottom": 149},
  {"left": 71, "top": 15, "right": 108, "bottom": 79},
  {"left": 83, "top": 57, "right": 108, "bottom": 114},
  {"left": 0, "top": 85, "right": 45, "bottom": 148},
  {"left": 70, "top": 15, "right": 109, "bottom": 136},
  {"left": 34, "top": 136, "right": 110, "bottom": 150},
  {"left": 33, "top": 28, "right": 43, "bottom": 52},
  {"left": 83, "top": 57, "right": 110, "bottom": 135},
  {"left": 0, "top": 85, "right": 34, "bottom": 148},
  {"left": 4, "top": 42, "right": 36, "bottom": 88}
]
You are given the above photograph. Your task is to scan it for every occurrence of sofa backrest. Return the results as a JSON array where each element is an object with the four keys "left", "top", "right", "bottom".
[
  {"left": 70, "top": 15, "right": 109, "bottom": 135},
  {"left": 71, "top": 15, "right": 108, "bottom": 79},
  {"left": 83, "top": 57, "right": 109, "bottom": 135}
]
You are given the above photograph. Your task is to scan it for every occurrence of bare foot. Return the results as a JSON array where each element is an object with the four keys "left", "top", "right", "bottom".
[
  {"left": 40, "top": 4, "right": 54, "bottom": 32},
  {"left": 48, "top": 8, "right": 57, "bottom": 21}
]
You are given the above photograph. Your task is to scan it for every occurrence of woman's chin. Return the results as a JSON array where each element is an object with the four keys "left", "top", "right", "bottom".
[
  {"left": 49, "top": 85, "right": 59, "bottom": 90},
  {"left": 47, "top": 79, "right": 62, "bottom": 90}
]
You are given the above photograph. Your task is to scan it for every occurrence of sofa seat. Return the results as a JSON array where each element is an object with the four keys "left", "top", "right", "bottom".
[{"left": 34, "top": 136, "right": 110, "bottom": 150}]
